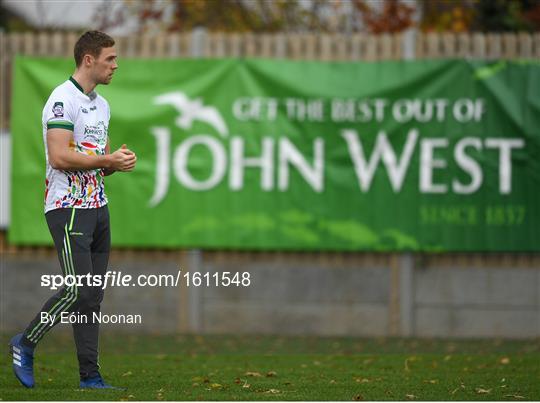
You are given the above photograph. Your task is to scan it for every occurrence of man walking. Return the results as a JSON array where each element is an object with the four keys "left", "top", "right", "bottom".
[{"left": 9, "top": 31, "right": 136, "bottom": 389}]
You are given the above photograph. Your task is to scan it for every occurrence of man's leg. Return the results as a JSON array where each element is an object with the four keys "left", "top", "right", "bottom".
[
  {"left": 11, "top": 208, "right": 97, "bottom": 388},
  {"left": 22, "top": 208, "right": 96, "bottom": 347},
  {"left": 72, "top": 205, "right": 110, "bottom": 380}
]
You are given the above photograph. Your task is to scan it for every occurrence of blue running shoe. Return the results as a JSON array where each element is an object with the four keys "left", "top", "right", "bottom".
[
  {"left": 9, "top": 333, "right": 35, "bottom": 388},
  {"left": 79, "top": 374, "right": 125, "bottom": 390}
]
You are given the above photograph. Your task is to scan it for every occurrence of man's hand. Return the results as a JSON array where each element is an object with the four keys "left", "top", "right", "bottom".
[{"left": 108, "top": 144, "right": 137, "bottom": 172}]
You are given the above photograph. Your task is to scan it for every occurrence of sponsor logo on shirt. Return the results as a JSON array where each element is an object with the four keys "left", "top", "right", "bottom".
[
  {"left": 83, "top": 122, "right": 108, "bottom": 146},
  {"left": 84, "top": 126, "right": 104, "bottom": 135}
]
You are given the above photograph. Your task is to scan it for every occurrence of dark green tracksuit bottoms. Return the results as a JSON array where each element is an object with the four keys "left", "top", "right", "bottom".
[{"left": 21, "top": 205, "right": 110, "bottom": 379}]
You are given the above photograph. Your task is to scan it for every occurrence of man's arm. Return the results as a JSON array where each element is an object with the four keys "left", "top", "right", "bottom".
[
  {"left": 103, "top": 139, "right": 115, "bottom": 176},
  {"left": 47, "top": 129, "right": 136, "bottom": 172}
]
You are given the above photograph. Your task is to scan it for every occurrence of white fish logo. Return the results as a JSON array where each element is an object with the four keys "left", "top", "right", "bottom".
[{"left": 153, "top": 91, "right": 228, "bottom": 137}]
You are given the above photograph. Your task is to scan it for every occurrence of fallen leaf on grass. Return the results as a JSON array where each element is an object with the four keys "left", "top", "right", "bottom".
[
  {"left": 475, "top": 388, "right": 491, "bottom": 394},
  {"left": 329, "top": 380, "right": 337, "bottom": 384},
  {"left": 263, "top": 389, "right": 281, "bottom": 394},
  {"left": 210, "top": 383, "right": 222, "bottom": 389},
  {"left": 245, "top": 371, "right": 262, "bottom": 377},
  {"left": 353, "top": 394, "right": 364, "bottom": 401},
  {"left": 451, "top": 383, "right": 466, "bottom": 394},
  {"left": 423, "top": 379, "right": 438, "bottom": 384},
  {"left": 37, "top": 365, "right": 58, "bottom": 372},
  {"left": 406, "top": 394, "right": 416, "bottom": 400},
  {"left": 355, "top": 378, "right": 370, "bottom": 383},
  {"left": 500, "top": 357, "right": 510, "bottom": 365},
  {"left": 122, "top": 371, "right": 132, "bottom": 377},
  {"left": 505, "top": 394, "right": 525, "bottom": 399},
  {"left": 242, "top": 381, "right": 251, "bottom": 389},
  {"left": 404, "top": 356, "right": 418, "bottom": 372},
  {"left": 266, "top": 371, "right": 277, "bottom": 377}
]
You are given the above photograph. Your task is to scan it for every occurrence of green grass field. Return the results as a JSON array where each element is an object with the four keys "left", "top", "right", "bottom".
[{"left": 1, "top": 333, "right": 539, "bottom": 401}]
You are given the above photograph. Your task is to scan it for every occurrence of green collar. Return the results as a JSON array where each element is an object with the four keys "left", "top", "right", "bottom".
[{"left": 69, "top": 76, "right": 86, "bottom": 94}]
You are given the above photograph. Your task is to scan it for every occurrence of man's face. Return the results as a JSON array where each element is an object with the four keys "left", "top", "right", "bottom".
[{"left": 90, "top": 46, "right": 118, "bottom": 85}]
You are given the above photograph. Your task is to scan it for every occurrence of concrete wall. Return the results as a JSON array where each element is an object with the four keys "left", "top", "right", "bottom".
[
  {"left": 1, "top": 251, "right": 539, "bottom": 338},
  {"left": 414, "top": 266, "right": 539, "bottom": 338}
]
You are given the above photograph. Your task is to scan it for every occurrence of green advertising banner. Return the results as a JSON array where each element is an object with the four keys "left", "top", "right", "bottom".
[{"left": 10, "top": 57, "right": 540, "bottom": 251}]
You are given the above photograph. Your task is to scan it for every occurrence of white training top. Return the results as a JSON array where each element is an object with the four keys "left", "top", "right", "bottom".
[{"left": 42, "top": 76, "right": 110, "bottom": 213}]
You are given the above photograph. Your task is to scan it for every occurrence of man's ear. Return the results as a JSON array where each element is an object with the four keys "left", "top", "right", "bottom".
[{"left": 83, "top": 54, "right": 93, "bottom": 67}]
